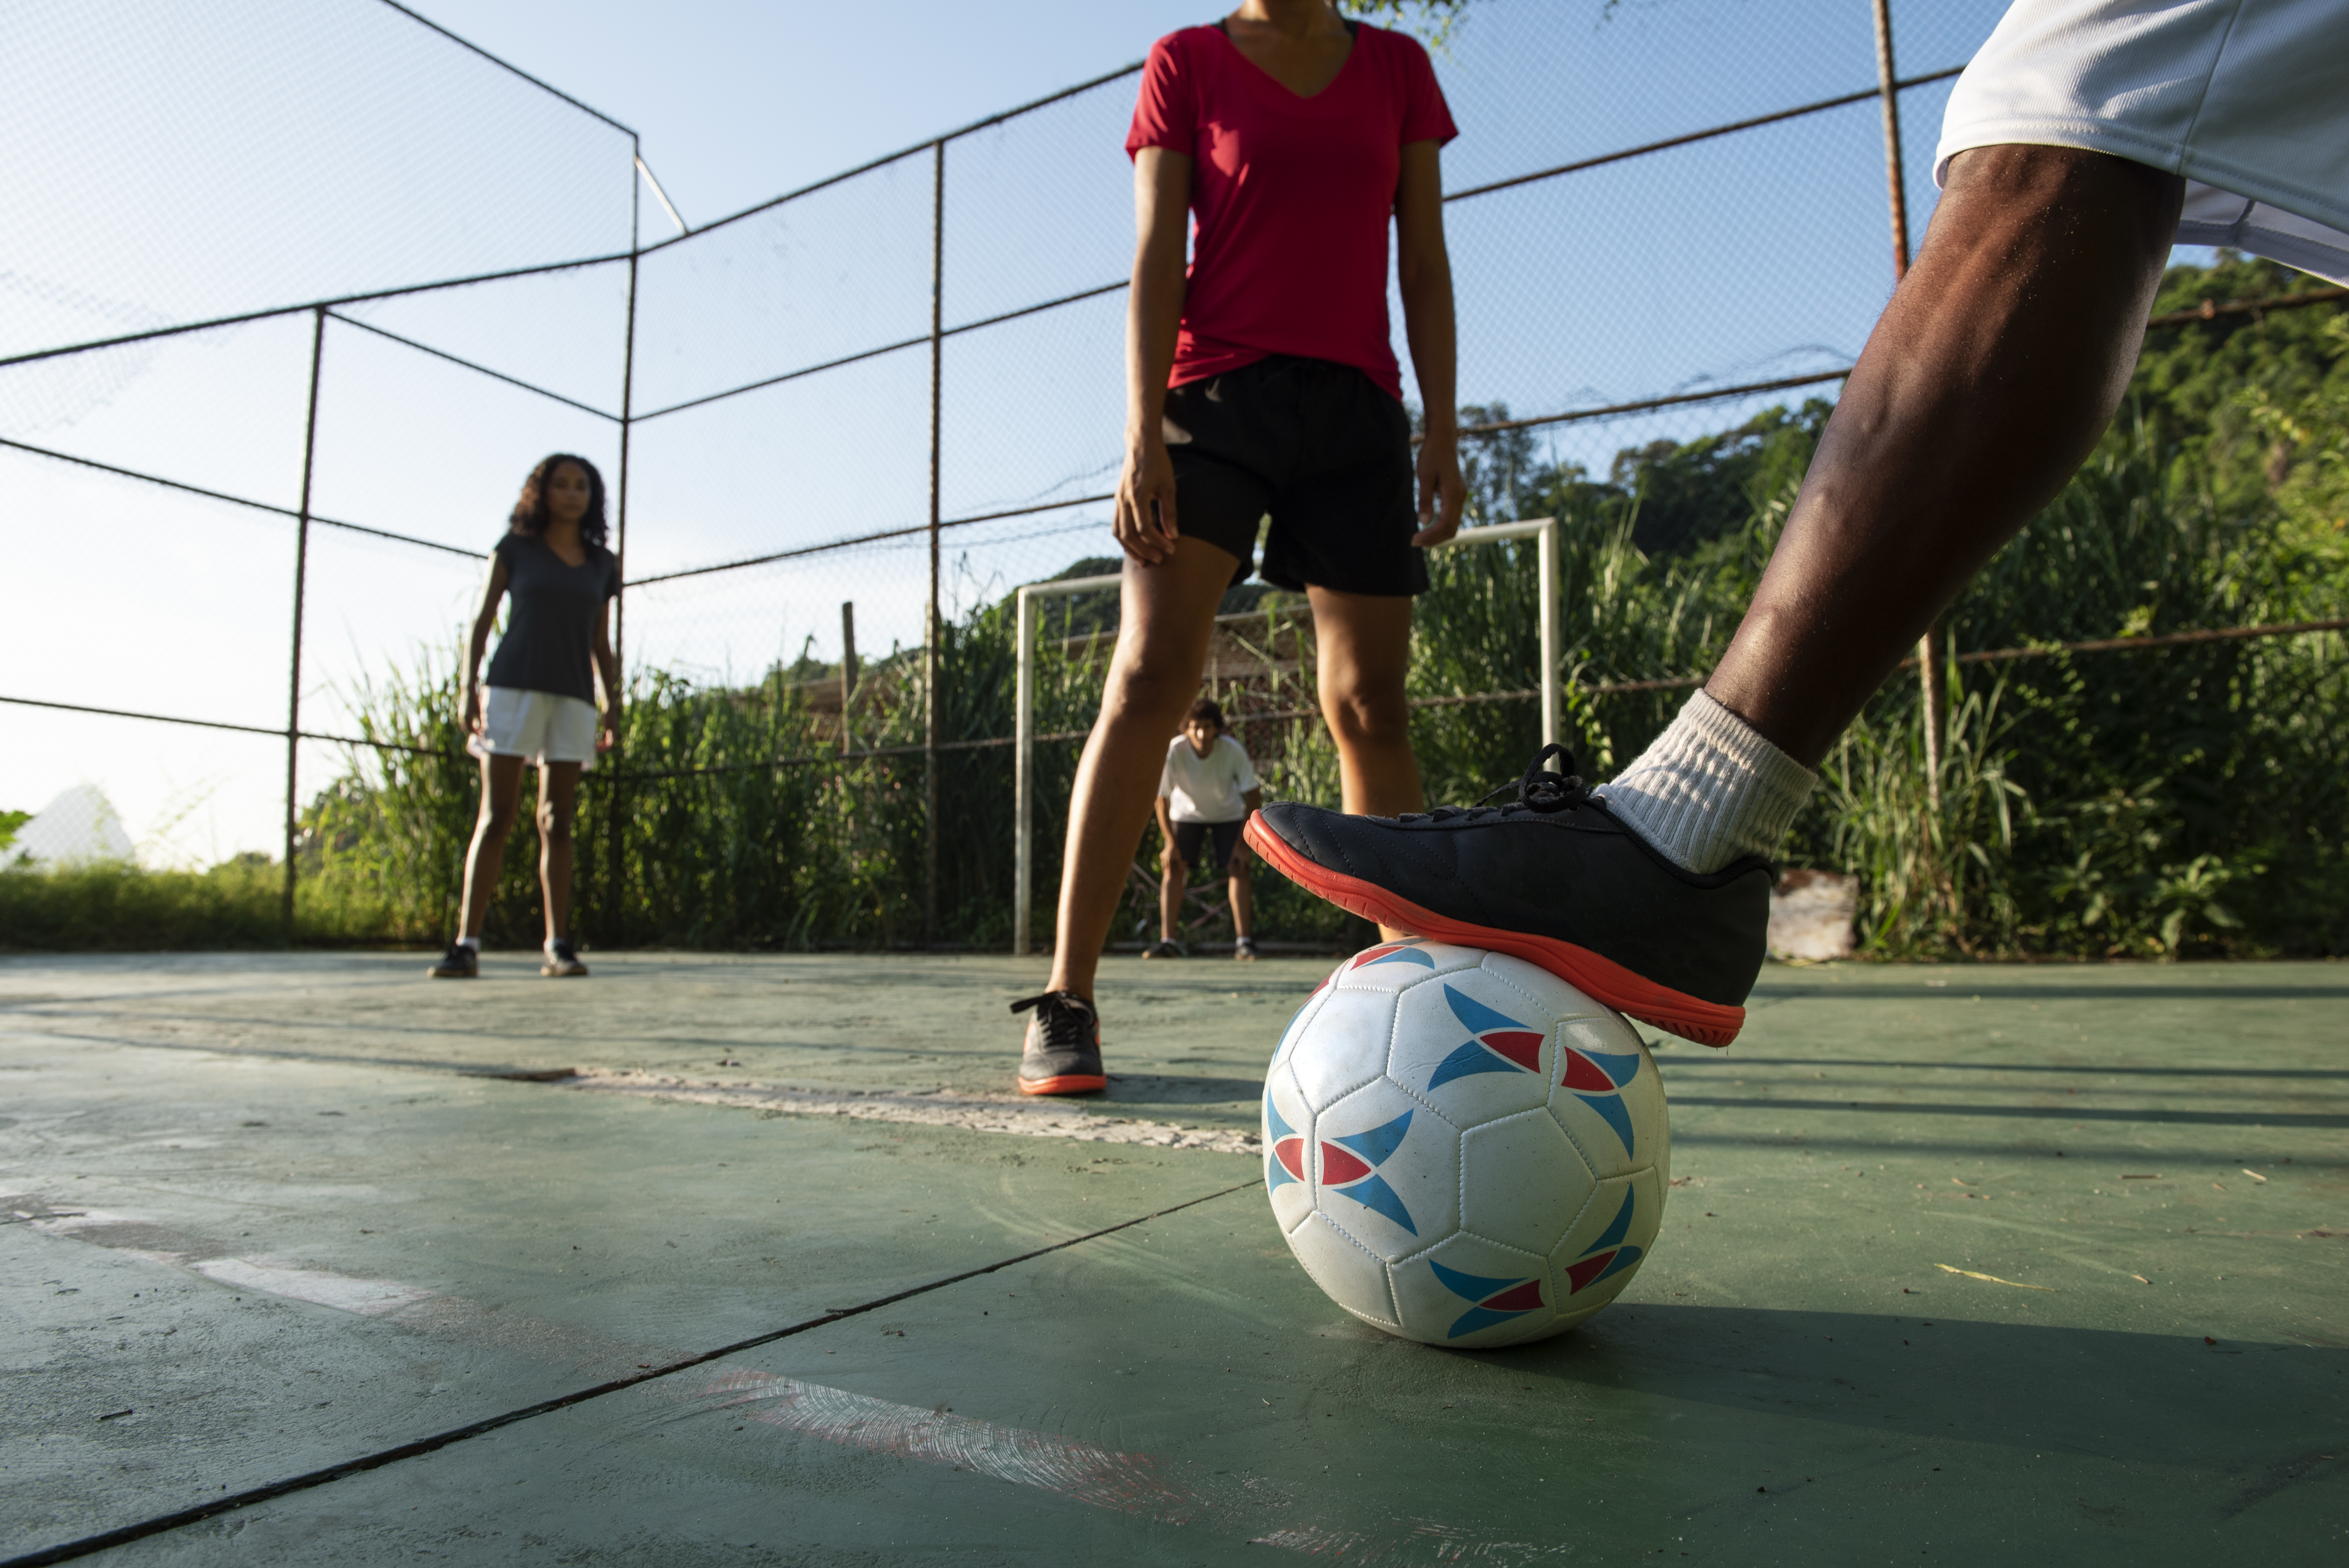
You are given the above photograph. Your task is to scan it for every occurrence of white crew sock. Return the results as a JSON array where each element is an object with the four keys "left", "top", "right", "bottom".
[
  {"left": 1592, "top": 689, "right": 1818, "bottom": 874},
  {"left": 456, "top": 935, "right": 479, "bottom": 952}
]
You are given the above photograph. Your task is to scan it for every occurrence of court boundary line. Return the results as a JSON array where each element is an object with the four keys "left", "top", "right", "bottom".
[{"left": 0, "top": 1179, "right": 1262, "bottom": 1568}]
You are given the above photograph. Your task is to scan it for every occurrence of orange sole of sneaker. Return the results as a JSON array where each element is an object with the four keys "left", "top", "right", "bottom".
[
  {"left": 1018, "top": 1074, "right": 1108, "bottom": 1096},
  {"left": 1244, "top": 814, "right": 1745, "bottom": 1048}
]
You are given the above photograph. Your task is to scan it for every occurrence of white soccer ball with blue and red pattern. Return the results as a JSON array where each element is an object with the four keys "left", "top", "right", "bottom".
[{"left": 1262, "top": 938, "right": 1670, "bottom": 1347}]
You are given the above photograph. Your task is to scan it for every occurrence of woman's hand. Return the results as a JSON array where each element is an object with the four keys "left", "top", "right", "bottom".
[
  {"left": 1114, "top": 432, "right": 1180, "bottom": 565},
  {"left": 1410, "top": 428, "right": 1466, "bottom": 548},
  {"left": 598, "top": 707, "right": 622, "bottom": 754},
  {"left": 462, "top": 685, "right": 484, "bottom": 735}
]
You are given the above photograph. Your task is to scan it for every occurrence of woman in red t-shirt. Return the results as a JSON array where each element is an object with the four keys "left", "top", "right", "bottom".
[{"left": 1012, "top": 0, "right": 1465, "bottom": 1095}]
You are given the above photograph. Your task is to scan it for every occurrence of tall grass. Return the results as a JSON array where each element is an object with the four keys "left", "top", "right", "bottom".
[{"left": 9, "top": 394, "right": 2341, "bottom": 959}]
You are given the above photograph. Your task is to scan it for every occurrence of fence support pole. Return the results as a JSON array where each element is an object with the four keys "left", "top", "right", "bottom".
[
  {"left": 1013, "top": 586, "right": 1038, "bottom": 957},
  {"left": 608, "top": 195, "right": 641, "bottom": 943},
  {"left": 924, "top": 138, "right": 946, "bottom": 946},
  {"left": 1536, "top": 516, "right": 1559, "bottom": 752},
  {"left": 1871, "top": 0, "right": 1945, "bottom": 808},
  {"left": 282, "top": 305, "right": 328, "bottom": 938}
]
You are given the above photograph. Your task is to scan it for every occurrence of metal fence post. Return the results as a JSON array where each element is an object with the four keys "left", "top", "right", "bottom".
[
  {"left": 282, "top": 305, "right": 328, "bottom": 938},
  {"left": 1872, "top": 0, "right": 1946, "bottom": 808},
  {"left": 608, "top": 150, "right": 641, "bottom": 942},
  {"left": 924, "top": 137, "right": 946, "bottom": 945},
  {"left": 1013, "top": 586, "right": 1037, "bottom": 957}
]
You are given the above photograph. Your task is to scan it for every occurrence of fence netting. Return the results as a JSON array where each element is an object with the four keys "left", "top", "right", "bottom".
[{"left": 5, "top": 0, "right": 2341, "bottom": 959}]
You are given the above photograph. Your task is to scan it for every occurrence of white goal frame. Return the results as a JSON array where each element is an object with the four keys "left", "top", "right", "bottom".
[{"left": 1011, "top": 516, "right": 1558, "bottom": 956}]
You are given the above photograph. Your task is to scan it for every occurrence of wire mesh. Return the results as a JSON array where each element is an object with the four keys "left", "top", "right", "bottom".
[{"left": 17, "top": 0, "right": 2309, "bottom": 955}]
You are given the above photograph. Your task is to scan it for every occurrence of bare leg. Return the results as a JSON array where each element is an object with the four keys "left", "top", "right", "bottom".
[
  {"left": 1308, "top": 585, "right": 1424, "bottom": 815},
  {"left": 1227, "top": 840, "right": 1253, "bottom": 941},
  {"left": 1707, "top": 146, "right": 2183, "bottom": 765},
  {"left": 1048, "top": 541, "right": 1237, "bottom": 1000},
  {"left": 1159, "top": 838, "right": 1188, "bottom": 944},
  {"left": 458, "top": 754, "right": 526, "bottom": 939},
  {"left": 538, "top": 761, "right": 581, "bottom": 943},
  {"left": 1309, "top": 584, "right": 1423, "bottom": 939}
]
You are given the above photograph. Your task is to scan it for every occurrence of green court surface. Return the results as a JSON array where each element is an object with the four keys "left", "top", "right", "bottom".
[{"left": 2, "top": 953, "right": 2343, "bottom": 1564}]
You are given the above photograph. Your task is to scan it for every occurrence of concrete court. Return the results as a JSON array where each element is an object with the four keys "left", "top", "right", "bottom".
[{"left": 2, "top": 952, "right": 2345, "bottom": 1565}]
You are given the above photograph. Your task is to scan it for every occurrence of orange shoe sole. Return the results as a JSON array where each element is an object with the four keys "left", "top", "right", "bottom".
[
  {"left": 1244, "top": 813, "right": 1745, "bottom": 1048},
  {"left": 1018, "top": 1073, "right": 1107, "bottom": 1096}
]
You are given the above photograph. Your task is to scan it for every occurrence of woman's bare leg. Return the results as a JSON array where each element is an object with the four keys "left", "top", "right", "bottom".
[
  {"left": 459, "top": 754, "right": 526, "bottom": 939},
  {"left": 1048, "top": 542, "right": 1239, "bottom": 1000},
  {"left": 1308, "top": 585, "right": 1422, "bottom": 940},
  {"left": 1706, "top": 146, "right": 2183, "bottom": 764},
  {"left": 537, "top": 761, "right": 582, "bottom": 943},
  {"left": 1307, "top": 586, "right": 1423, "bottom": 816}
]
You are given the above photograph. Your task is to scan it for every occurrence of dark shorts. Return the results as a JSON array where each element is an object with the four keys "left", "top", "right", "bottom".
[
  {"left": 1171, "top": 819, "right": 1247, "bottom": 875},
  {"left": 1163, "top": 355, "right": 1426, "bottom": 597}
]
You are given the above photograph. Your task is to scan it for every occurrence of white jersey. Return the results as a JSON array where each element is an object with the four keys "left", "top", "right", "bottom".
[
  {"left": 1159, "top": 733, "right": 1262, "bottom": 824},
  {"left": 1936, "top": 0, "right": 2349, "bottom": 284}
]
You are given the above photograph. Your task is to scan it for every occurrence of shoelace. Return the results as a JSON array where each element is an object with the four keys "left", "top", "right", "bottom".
[
  {"left": 1395, "top": 743, "right": 1593, "bottom": 825},
  {"left": 1009, "top": 990, "right": 1097, "bottom": 1050}
]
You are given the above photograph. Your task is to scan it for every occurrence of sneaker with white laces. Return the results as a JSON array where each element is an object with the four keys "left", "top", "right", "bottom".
[
  {"left": 427, "top": 941, "right": 478, "bottom": 979},
  {"left": 541, "top": 938, "right": 590, "bottom": 978},
  {"left": 1010, "top": 990, "right": 1105, "bottom": 1095},
  {"left": 1232, "top": 936, "right": 1260, "bottom": 962},
  {"left": 1244, "top": 745, "right": 1772, "bottom": 1047}
]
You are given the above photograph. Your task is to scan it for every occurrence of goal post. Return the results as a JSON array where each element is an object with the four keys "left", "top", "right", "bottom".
[
  {"left": 1009, "top": 517, "right": 1558, "bottom": 957},
  {"left": 1014, "top": 572, "right": 1122, "bottom": 960}
]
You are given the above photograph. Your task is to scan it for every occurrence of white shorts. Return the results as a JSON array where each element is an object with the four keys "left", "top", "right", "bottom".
[
  {"left": 1935, "top": 0, "right": 2349, "bottom": 284},
  {"left": 469, "top": 686, "right": 600, "bottom": 770}
]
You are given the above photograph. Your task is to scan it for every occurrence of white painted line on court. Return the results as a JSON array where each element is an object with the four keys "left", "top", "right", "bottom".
[
  {"left": 568, "top": 1068, "right": 1261, "bottom": 1155},
  {"left": 654, "top": 1365, "right": 1565, "bottom": 1561},
  {"left": 27, "top": 1208, "right": 438, "bottom": 1318}
]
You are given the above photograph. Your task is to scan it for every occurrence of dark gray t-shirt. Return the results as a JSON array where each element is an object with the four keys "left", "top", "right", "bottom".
[{"left": 483, "top": 533, "right": 620, "bottom": 705}]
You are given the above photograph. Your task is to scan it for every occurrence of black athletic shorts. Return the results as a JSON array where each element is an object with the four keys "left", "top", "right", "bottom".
[
  {"left": 1171, "top": 819, "right": 1246, "bottom": 875},
  {"left": 1163, "top": 355, "right": 1426, "bottom": 597}
]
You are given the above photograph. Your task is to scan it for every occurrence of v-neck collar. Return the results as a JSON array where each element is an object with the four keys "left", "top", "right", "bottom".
[{"left": 1212, "top": 16, "right": 1360, "bottom": 104}]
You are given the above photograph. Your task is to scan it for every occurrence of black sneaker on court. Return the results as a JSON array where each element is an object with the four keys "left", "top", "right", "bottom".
[
  {"left": 1141, "top": 940, "right": 1183, "bottom": 960},
  {"left": 1010, "top": 991, "right": 1106, "bottom": 1095},
  {"left": 428, "top": 942, "right": 478, "bottom": 979},
  {"left": 541, "top": 939, "right": 590, "bottom": 978},
  {"left": 1243, "top": 746, "right": 1771, "bottom": 1047},
  {"left": 1233, "top": 936, "right": 1260, "bottom": 962}
]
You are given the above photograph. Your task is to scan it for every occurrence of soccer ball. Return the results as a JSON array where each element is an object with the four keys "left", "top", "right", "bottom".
[{"left": 1263, "top": 938, "right": 1670, "bottom": 1347}]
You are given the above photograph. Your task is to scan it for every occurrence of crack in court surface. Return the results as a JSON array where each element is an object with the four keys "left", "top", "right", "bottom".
[
  {"left": 4, "top": 1182, "right": 1265, "bottom": 1566},
  {"left": 10, "top": 1179, "right": 1581, "bottom": 1566}
]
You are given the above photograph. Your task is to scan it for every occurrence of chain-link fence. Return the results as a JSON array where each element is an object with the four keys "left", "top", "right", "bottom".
[{"left": 7, "top": 0, "right": 2340, "bottom": 956}]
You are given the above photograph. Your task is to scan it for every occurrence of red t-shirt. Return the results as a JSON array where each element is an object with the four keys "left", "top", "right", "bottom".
[{"left": 1125, "top": 23, "right": 1457, "bottom": 401}]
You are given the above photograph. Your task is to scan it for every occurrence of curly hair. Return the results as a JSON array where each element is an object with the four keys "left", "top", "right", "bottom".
[
  {"left": 510, "top": 453, "right": 610, "bottom": 550},
  {"left": 1186, "top": 697, "right": 1226, "bottom": 731}
]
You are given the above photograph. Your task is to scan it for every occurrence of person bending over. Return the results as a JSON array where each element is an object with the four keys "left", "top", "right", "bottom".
[
  {"left": 1147, "top": 699, "right": 1265, "bottom": 962},
  {"left": 1245, "top": 0, "right": 2348, "bottom": 1047},
  {"left": 429, "top": 453, "right": 621, "bottom": 980},
  {"left": 1011, "top": 0, "right": 1467, "bottom": 1094}
]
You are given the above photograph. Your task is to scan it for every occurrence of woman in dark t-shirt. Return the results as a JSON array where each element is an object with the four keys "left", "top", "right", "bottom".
[
  {"left": 427, "top": 453, "right": 622, "bottom": 981},
  {"left": 1011, "top": 1, "right": 1466, "bottom": 1094}
]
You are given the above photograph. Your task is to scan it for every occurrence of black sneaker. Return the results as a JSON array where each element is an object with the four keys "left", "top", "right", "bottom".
[
  {"left": 1233, "top": 936, "right": 1260, "bottom": 962},
  {"left": 1242, "top": 746, "right": 1771, "bottom": 1047},
  {"left": 1141, "top": 940, "right": 1183, "bottom": 960},
  {"left": 428, "top": 942, "right": 478, "bottom": 979},
  {"left": 1010, "top": 991, "right": 1105, "bottom": 1095},
  {"left": 541, "top": 938, "right": 589, "bottom": 978}
]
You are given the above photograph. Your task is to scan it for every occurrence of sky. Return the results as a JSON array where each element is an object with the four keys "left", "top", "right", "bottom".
[{"left": 9, "top": 0, "right": 2209, "bottom": 868}]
